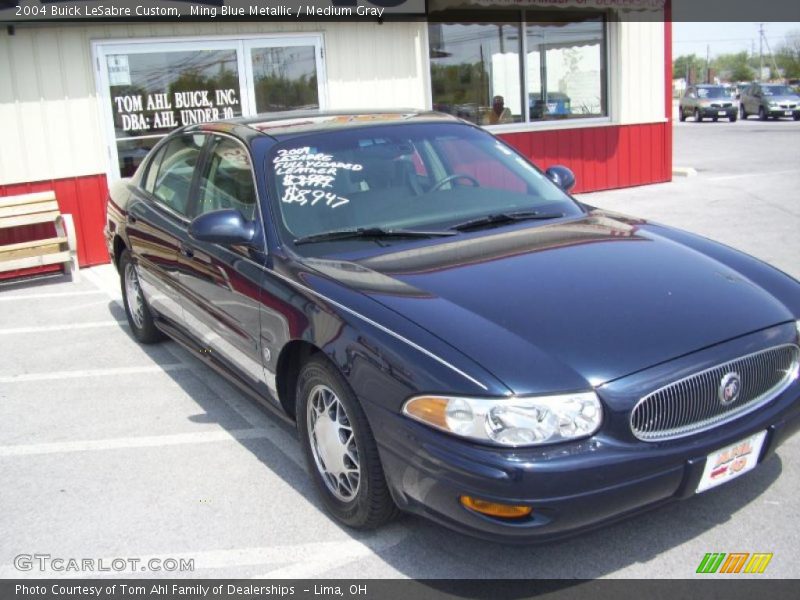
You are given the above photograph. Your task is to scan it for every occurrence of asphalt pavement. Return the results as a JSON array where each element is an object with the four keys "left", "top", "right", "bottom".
[{"left": 1, "top": 116, "right": 798, "bottom": 580}]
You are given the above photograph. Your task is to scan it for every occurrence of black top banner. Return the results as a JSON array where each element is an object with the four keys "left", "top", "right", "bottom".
[
  {"left": 1, "top": 0, "right": 427, "bottom": 21},
  {"left": 1, "top": 0, "right": 800, "bottom": 22}
]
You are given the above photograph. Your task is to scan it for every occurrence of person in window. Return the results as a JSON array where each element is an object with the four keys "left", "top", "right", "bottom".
[{"left": 487, "top": 95, "right": 512, "bottom": 125}]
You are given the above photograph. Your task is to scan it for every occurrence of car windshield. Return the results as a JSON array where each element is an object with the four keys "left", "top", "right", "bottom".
[
  {"left": 696, "top": 87, "right": 727, "bottom": 98},
  {"left": 267, "top": 122, "right": 583, "bottom": 244},
  {"left": 762, "top": 85, "right": 792, "bottom": 96}
]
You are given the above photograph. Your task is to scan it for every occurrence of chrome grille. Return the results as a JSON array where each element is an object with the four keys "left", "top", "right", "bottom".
[{"left": 631, "top": 344, "right": 799, "bottom": 441}]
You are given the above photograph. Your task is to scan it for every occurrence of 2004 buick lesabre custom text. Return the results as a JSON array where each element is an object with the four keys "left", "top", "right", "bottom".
[{"left": 104, "top": 111, "right": 800, "bottom": 542}]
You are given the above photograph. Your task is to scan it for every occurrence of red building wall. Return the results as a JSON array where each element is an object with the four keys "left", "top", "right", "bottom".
[
  {"left": 499, "top": 122, "right": 671, "bottom": 194},
  {"left": 0, "top": 174, "right": 109, "bottom": 279}
]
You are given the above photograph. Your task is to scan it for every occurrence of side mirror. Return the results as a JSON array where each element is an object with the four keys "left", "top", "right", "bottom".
[
  {"left": 189, "top": 209, "right": 256, "bottom": 245},
  {"left": 546, "top": 165, "right": 576, "bottom": 192}
]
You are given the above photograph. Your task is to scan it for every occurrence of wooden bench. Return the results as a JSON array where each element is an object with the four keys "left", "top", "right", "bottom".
[{"left": 0, "top": 191, "right": 79, "bottom": 281}]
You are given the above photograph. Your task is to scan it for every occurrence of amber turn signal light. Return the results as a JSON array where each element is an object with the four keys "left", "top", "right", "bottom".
[{"left": 460, "top": 496, "right": 533, "bottom": 519}]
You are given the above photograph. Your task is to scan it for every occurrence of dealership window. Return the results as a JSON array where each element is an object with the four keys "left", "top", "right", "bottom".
[
  {"left": 429, "top": 11, "right": 607, "bottom": 126},
  {"left": 95, "top": 37, "right": 326, "bottom": 179},
  {"left": 251, "top": 45, "right": 320, "bottom": 112}
]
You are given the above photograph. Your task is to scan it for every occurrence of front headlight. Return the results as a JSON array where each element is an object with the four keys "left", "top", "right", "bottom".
[{"left": 403, "top": 392, "right": 602, "bottom": 447}]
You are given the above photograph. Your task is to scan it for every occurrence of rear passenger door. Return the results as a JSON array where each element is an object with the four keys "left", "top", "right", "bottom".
[
  {"left": 179, "top": 134, "right": 270, "bottom": 391},
  {"left": 126, "top": 133, "right": 206, "bottom": 327}
]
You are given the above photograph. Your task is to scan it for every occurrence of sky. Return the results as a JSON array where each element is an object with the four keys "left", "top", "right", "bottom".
[{"left": 672, "top": 22, "right": 799, "bottom": 59}]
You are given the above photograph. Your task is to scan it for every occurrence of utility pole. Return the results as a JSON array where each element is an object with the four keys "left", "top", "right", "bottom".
[
  {"left": 761, "top": 28, "right": 781, "bottom": 81},
  {"left": 706, "top": 44, "right": 710, "bottom": 83},
  {"left": 759, "top": 23, "right": 764, "bottom": 81}
]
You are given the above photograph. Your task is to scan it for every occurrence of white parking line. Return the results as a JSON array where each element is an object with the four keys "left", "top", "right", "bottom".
[
  {"left": 0, "top": 320, "right": 127, "bottom": 335},
  {"left": 0, "top": 530, "right": 408, "bottom": 579},
  {"left": 0, "top": 290, "right": 105, "bottom": 302},
  {"left": 82, "top": 265, "right": 123, "bottom": 306},
  {"left": 0, "top": 364, "right": 189, "bottom": 384},
  {"left": 0, "top": 427, "right": 272, "bottom": 457}
]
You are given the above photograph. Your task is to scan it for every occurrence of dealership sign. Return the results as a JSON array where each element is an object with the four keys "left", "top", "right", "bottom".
[{"left": 2, "top": 1, "right": 428, "bottom": 21}]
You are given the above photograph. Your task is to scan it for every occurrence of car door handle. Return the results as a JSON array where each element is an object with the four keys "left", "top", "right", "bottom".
[{"left": 179, "top": 243, "right": 194, "bottom": 258}]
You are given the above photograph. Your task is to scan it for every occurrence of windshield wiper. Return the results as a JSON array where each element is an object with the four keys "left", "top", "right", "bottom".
[
  {"left": 449, "top": 210, "right": 565, "bottom": 232},
  {"left": 293, "top": 227, "right": 456, "bottom": 245}
]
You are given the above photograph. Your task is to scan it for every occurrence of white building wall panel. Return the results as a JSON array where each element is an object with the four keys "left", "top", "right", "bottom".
[
  {"left": 1, "top": 18, "right": 663, "bottom": 186},
  {"left": 617, "top": 19, "right": 665, "bottom": 125},
  {"left": 0, "top": 21, "right": 429, "bottom": 186}
]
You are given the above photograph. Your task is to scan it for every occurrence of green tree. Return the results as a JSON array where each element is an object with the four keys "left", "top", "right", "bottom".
[
  {"left": 712, "top": 52, "right": 755, "bottom": 82},
  {"left": 673, "top": 54, "right": 705, "bottom": 81},
  {"left": 774, "top": 29, "right": 800, "bottom": 80}
]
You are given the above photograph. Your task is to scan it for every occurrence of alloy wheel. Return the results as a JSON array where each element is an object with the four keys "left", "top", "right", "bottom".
[
  {"left": 124, "top": 262, "right": 145, "bottom": 330},
  {"left": 306, "top": 384, "right": 361, "bottom": 502}
]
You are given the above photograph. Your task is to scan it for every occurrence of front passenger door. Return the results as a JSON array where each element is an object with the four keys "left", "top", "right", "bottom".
[{"left": 179, "top": 135, "right": 270, "bottom": 391}]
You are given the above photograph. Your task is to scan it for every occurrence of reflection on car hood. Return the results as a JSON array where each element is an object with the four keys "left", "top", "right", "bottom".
[
  {"left": 765, "top": 95, "right": 800, "bottom": 102},
  {"left": 305, "top": 211, "right": 795, "bottom": 393}
]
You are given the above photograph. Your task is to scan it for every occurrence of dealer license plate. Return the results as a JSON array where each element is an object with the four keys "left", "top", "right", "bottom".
[
  {"left": 785, "top": 111, "right": 793, "bottom": 116},
  {"left": 718, "top": 111, "right": 727, "bottom": 116},
  {"left": 696, "top": 431, "right": 767, "bottom": 493}
]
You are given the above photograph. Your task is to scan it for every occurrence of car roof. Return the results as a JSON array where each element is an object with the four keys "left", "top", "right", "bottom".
[{"left": 188, "top": 110, "right": 464, "bottom": 142}]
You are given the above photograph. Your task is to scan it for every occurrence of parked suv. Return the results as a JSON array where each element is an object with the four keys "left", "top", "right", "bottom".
[
  {"left": 740, "top": 83, "right": 800, "bottom": 120},
  {"left": 679, "top": 85, "right": 737, "bottom": 122}
]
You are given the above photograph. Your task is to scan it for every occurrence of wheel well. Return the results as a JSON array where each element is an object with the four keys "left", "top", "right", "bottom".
[
  {"left": 113, "top": 235, "right": 128, "bottom": 271},
  {"left": 275, "top": 340, "right": 321, "bottom": 420}
]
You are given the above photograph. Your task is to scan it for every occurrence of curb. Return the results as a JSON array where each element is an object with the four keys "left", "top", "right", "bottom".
[{"left": 672, "top": 167, "right": 697, "bottom": 177}]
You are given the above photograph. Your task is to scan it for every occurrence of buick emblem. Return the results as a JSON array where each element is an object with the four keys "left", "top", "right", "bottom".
[{"left": 718, "top": 372, "right": 741, "bottom": 406}]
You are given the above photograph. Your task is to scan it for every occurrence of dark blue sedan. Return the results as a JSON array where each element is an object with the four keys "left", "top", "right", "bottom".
[{"left": 105, "top": 111, "right": 800, "bottom": 542}]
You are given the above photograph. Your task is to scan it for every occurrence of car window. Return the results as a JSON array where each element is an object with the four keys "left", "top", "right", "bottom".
[
  {"left": 696, "top": 87, "right": 726, "bottom": 99},
  {"left": 762, "top": 85, "right": 791, "bottom": 96},
  {"left": 435, "top": 135, "right": 527, "bottom": 194},
  {"left": 151, "top": 134, "right": 205, "bottom": 217},
  {"left": 142, "top": 143, "right": 168, "bottom": 193},
  {"left": 195, "top": 137, "right": 257, "bottom": 221},
  {"left": 268, "top": 122, "right": 582, "bottom": 240}
]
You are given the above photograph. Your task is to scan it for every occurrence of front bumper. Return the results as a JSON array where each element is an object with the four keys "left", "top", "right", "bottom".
[
  {"left": 766, "top": 107, "right": 800, "bottom": 118},
  {"left": 369, "top": 389, "right": 799, "bottom": 543},
  {"left": 366, "top": 325, "right": 800, "bottom": 543},
  {"left": 699, "top": 107, "right": 736, "bottom": 118}
]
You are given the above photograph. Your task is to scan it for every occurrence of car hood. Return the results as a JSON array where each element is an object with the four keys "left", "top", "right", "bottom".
[
  {"left": 303, "top": 212, "right": 795, "bottom": 393},
  {"left": 763, "top": 95, "right": 800, "bottom": 103}
]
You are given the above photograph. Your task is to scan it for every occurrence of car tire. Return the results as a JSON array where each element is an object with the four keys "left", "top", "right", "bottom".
[
  {"left": 296, "top": 355, "right": 399, "bottom": 529},
  {"left": 794, "top": 113, "right": 800, "bottom": 121},
  {"left": 729, "top": 113, "right": 737, "bottom": 122},
  {"left": 679, "top": 107, "right": 686, "bottom": 122},
  {"left": 740, "top": 104, "right": 747, "bottom": 119},
  {"left": 119, "top": 249, "right": 163, "bottom": 344},
  {"left": 759, "top": 106, "right": 767, "bottom": 121},
  {"left": 712, "top": 116, "right": 718, "bottom": 122},
  {"left": 694, "top": 108, "right": 702, "bottom": 122}
]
